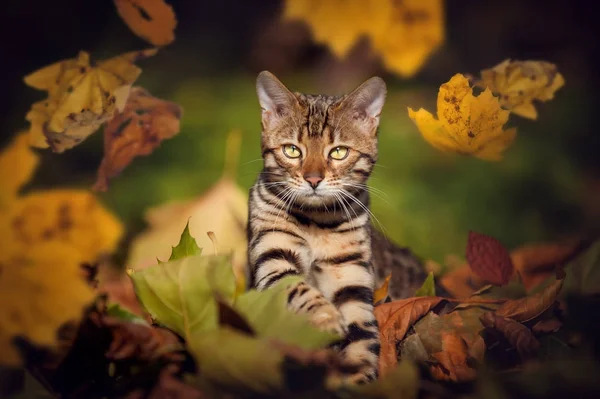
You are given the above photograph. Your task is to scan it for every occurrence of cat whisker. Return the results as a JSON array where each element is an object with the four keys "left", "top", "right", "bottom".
[{"left": 339, "top": 189, "right": 387, "bottom": 236}]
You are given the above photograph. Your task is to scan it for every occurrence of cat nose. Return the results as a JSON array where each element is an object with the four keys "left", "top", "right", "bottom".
[{"left": 304, "top": 175, "right": 323, "bottom": 188}]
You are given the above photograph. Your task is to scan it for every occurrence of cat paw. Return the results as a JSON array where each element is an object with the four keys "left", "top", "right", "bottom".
[{"left": 308, "top": 304, "right": 348, "bottom": 337}]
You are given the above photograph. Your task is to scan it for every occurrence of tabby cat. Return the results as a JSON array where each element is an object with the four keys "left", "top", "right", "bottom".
[{"left": 247, "top": 71, "right": 428, "bottom": 384}]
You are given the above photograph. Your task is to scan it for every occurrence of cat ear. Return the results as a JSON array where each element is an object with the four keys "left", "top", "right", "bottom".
[
  {"left": 338, "top": 77, "right": 387, "bottom": 132},
  {"left": 256, "top": 71, "right": 298, "bottom": 120}
]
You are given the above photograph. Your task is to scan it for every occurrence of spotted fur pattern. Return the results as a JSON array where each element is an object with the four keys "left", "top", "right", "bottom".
[{"left": 247, "top": 72, "right": 428, "bottom": 384}]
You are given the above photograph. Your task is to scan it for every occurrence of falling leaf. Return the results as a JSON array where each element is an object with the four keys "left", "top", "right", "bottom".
[
  {"left": 375, "top": 296, "right": 445, "bottom": 375},
  {"left": 94, "top": 86, "right": 183, "bottom": 191},
  {"left": 114, "top": 0, "right": 177, "bottom": 46},
  {"left": 408, "top": 73, "right": 517, "bottom": 161},
  {"left": 476, "top": 59, "right": 565, "bottom": 120},
  {"left": 24, "top": 49, "right": 157, "bottom": 152},
  {"left": 415, "top": 272, "right": 436, "bottom": 297},
  {"left": 0, "top": 242, "right": 95, "bottom": 366},
  {"left": 371, "top": 0, "right": 445, "bottom": 77},
  {"left": 495, "top": 276, "right": 564, "bottom": 322},
  {"left": 0, "top": 133, "right": 39, "bottom": 209},
  {"left": 480, "top": 312, "right": 540, "bottom": 359},
  {"left": 374, "top": 274, "right": 392, "bottom": 304},
  {"left": 466, "top": 231, "right": 514, "bottom": 286},
  {"left": 130, "top": 254, "right": 236, "bottom": 339},
  {"left": 283, "top": 0, "right": 391, "bottom": 58},
  {"left": 127, "top": 130, "right": 248, "bottom": 278},
  {"left": 429, "top": 332, "right": 477, "bottom": 382}
]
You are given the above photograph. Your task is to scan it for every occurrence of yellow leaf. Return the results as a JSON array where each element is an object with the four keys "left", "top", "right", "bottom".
[
  {"left": 283, "top": 0, "right": 391, "bottom": 58},
  {"left": 371, "top": 0, "right": 445, "bottom": 77},
  {"left": 6, "top": 190, "right": 124, "bottom": 264},
  {"left": 0, "top": 133, "right": 39, "bottom": 209},
  {"left": 114, "top": 0, "right": 177, "bottom": 46},
  {"left": 127, "top": 130, "right": 248, "bottom": 279},
  {"left": 408, "top": 74, "right": 517, "bottom": 161},
  {"left": 477, "top": 59, "right": 565, "bottom": 120},
  {"left": 0, "top": 241, "right": 95, "bottom": 366},
  {"left": 24, "top": 49, "right": 157, "bottom": 152},
  {"left": 374, "top": 274, "right": 392, "bottom": 304}
]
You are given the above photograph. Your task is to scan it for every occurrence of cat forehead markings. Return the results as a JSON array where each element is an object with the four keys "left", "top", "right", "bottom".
[{"left": 295, "top": 93, "right": 343, "bottom": 139}]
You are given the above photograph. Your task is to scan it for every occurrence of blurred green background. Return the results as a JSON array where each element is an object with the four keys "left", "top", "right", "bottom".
[{"left": 1, "top": 0, "right": 599, "bottom": 264}]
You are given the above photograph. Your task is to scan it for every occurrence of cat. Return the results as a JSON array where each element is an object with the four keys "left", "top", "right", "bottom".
[{"left": 246, "top": 71, "right": 429, "bottom": 384}]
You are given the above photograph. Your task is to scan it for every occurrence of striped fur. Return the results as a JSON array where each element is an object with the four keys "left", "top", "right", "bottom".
[{"left": 247, "top": 72, "right": 427, "bottom": 384}]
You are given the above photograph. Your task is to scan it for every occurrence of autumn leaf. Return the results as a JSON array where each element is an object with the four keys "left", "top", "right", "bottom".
[
  {"left": 495, "top": 276, "right": 564, "bottom": 322},
  {"left": 114, "top": 0, "right": 177, "bottom": 46},
  {"left": 476, "top": 59, "right": 565, "bottom": 120},
  {"left": 94, "top": 86, "right": 183, "bottom": 191},
  {"left": 429, "top": 332, "right": 477, "bottom": 382},
  {"left": 374, "top": 296, "right": 445, "bottom": 375},
  {"left": 0, "top": 133, "right": 39, "bottom": 209},
  {"left": 24, "top": 49, "right": 157, "bottom": 152},
  {"left": 408, "top": 73, "right": 517, "bottom": 161},
  {"left": 371, "top": 0, "right": 445, "bottom": 77},
  {"left": 480, "top": 313, "right": 540, "bottom": 359},
  {"left": 165, "top": 220, "right": 202, "bottom": 261},
  {"left": 0, "top": 242, "right": 95, "bottom": 366},
  {"left": 415, "top": 272, "right": 436, "bottom": 297},
  {"left": 466, "top": 231, "right": 514, "bottom": 286},
  {"left": 373, "top": 274, "right": 392, "bottom": 305},
  {"left": 127, "top": 130, "right": 248, "bottom": 279}
]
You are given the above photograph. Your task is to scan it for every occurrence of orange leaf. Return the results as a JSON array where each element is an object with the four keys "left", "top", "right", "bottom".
[
  {"left": 374, "top": 274, "right": 392, "bottom": 305},
  {"left": 429, "top": 332, "right": 477, "bottom": 382},
  {"left": 466, "top": 231, "right": 514, "bottom": 286},
  {"left": 495, "top": 276, "right": 564, "bottom": 322},
  {"left": 94, "top": 87, "right": 183, "bottom": 191},
  {"left": 375, "top": 296, "right": 445, "bottom": 375},
  {"left": 114, "top": 0, "right": 177, "bottom": 46}
]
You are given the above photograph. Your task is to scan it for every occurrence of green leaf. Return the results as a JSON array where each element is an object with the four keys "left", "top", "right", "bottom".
[
  {"left": 189, "top": 327, "right": 284, "bottom": 394},
  {"left": 415, "top": 272, "right": 436, "bottom": 297},
  {"left": 354, "top": 360, "right": 418, "bottom": 399},
  {"left": 234, "top": 276, "right": 339, "bottom": 349},
  {"left": 129, "top": 253, "right": 235, "bottom": 340},
  {"left": 105, "top": 303, "right": 148, "bottom": 325},
  {"left": 167, "top": 220, "right": 203, "bottom": 262}
]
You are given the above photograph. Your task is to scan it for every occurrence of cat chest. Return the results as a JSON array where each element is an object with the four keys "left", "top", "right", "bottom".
[{"left": 300, "top": 224, "right": 368, "bottom": 262}]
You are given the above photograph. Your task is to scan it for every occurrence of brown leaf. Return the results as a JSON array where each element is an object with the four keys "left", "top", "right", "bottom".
[
  {"left": 94, "top": 86, "right": 183, "bottom": 191},
  {"left": 480, "top": 312, "right": 539, "bottom": 359},
  {"left": 466, "top": 231, "right": 514, "bottom": 286},
  {"left": 495, "top": 277, "right": 564, "bottom": 322},
  {"left": 375, "top": 296, "right": 445, "bottom": 375},
  {"left": 532, "top": 318, "right": 562, "bottom": 334},
  {"left": 429, "top": 332, "right": 477, "bottom": 382}
]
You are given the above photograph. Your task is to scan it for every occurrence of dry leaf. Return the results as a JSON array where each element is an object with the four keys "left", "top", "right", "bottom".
[
  {"left": 477, "top": 59, "right": 565, "bottom": 120},
  {"left": 374, "top": 296, "right": 445, "bottom": 375},
  {"left": 429, "top": 332, "right": 477, "bottom": 382},
  {"left": 440, "top": 264, "right": 485, "bottom": 298},
  {"left": 408, "top": 73, "right": 517, "bottom": 161},
  {"left": 114, "top": 0, "right": 177, "bottom": 46},
  {"left": 24, "top": 49, "right": 157, "bottom": 152},
  {"left": 94, "top": 87, "right": 183, "bottom": 191},
  {"left": 371, "top": 0, "right": 445, "bottom": 77},
  {"left": 466, "top": 231, "right": 514, "bottom": 286},
  {"left": 495, "top": 277, "right": 564, "bottom": 322},
  {"left": 0, "top": 133, "right": 39, "bottom": 209},
  {"left": 480, "top": 312, "right": 539, "bottom": 359},
  {"left": 374, "top": 274, "right": 392, "bottom": 305}
]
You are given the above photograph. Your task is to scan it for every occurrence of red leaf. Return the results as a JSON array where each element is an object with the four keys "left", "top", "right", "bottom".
[{"left": 466, "top": 231, "right": 514, "bottom": 286}]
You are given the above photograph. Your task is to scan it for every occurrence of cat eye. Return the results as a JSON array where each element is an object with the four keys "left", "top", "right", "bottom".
[
  {"left": 282, "top": 144, "right": 302, "bottom": 159},
  {"left": 329, "top": 146, "right": 349, "bottom": 160}
]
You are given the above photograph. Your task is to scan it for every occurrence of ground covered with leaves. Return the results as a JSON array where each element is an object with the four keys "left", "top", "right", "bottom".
[{"left": 1, "top": 0, "right": 599, "bottom": 398}]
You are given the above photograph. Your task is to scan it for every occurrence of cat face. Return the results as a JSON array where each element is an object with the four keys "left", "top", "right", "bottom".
[{"left": 256, "top": 72, "right": 386, "bottom": 208}]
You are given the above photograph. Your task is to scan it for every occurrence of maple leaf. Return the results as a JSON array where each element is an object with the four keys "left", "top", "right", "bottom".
[
  {"left": 466, "top": 231, "right": 514, "bottom": 286},
  {"left": 371, "top": 0, "right": 445, "bottom": 77},
  {"left": 374, "top": 296, "right": 445, "bottom": 375},
  {"left": 24, "top": 48, "right": 157, "bottom": 152},
  {"left": 94, "top": 86, "right": 183, "bottom": 191},
  {"left": 476, "top": 59, "right": 565, "bottom": 120},
  {"left": 408, "top": 73, "right": 517, "bottom": 161},
  {"left": 114, "top": 0, "right": 177, "bottom": 46},
  {"left": 0, "top": 133, "right": 38, "bottom": 209}
]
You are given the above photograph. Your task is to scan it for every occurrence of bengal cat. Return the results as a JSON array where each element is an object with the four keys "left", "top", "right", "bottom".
[{"left": 247, "top": 71, "right": 428, "bottom": 384}]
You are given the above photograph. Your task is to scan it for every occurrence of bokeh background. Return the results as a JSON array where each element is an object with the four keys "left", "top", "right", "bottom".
[{"left": 1, "top": 0, "right": 599, "bottom": 265}]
